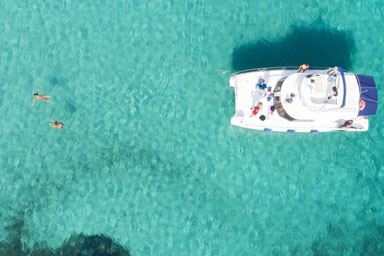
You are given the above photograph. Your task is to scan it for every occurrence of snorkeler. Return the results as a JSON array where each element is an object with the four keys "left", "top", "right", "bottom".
[
  {"left": 32, "top": 88, "right": 52, "bottom": 106},
  {"left": 49, "top": 119, "right": 64, "bottom": 130}
]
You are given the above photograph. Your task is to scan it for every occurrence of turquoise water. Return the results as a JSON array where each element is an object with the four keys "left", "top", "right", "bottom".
[{"left": 0, "top": 0, "right": 384, "bottom": 255}]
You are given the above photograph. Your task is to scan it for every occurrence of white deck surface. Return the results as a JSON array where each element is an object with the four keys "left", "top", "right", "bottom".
[{"left": 230, "top": 69, "right": 368, "bottom": 132}]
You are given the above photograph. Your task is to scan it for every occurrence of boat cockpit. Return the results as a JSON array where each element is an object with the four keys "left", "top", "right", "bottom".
[{"left": 272, "top": 69, "right": 345, "bottom": 121}]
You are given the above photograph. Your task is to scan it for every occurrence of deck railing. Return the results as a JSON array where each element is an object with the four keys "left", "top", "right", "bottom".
[{"left": 231, "top": 66, "right": 345, "bottom": 76}]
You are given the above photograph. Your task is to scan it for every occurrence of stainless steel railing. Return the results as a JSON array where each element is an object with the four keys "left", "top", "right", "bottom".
[{"left": 231, "top": 66, "right": 345, "bottom": 76}]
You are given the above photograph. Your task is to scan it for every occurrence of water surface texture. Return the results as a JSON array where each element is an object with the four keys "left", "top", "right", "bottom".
[{"left": 1, "top": 0, "right": 384, "bottom": 255}]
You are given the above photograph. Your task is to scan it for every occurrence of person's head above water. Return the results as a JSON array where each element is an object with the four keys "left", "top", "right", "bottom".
[{"left": 50, "top": 119, "right": 64, "bottom": 130}]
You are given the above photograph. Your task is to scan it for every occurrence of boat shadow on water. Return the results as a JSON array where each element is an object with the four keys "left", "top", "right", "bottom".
[{"left": 232, "top": 25, "right": 355, "bottom": 72}]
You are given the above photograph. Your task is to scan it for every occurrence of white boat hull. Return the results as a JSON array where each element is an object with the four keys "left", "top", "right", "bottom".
[{"left": 230, "top": 68, "right": 371, "bottom": 133}]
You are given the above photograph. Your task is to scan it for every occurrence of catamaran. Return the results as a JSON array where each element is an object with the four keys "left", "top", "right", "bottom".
[{"left": 229, "top": 67, "right": 378, "bottom": 133}]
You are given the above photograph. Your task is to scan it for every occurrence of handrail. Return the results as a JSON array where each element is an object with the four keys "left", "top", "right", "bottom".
[
  {"left": 338, "top": 67, "right": 347, "bottom": 108},
  {"left": 231, "top": 66, "right": 297, "bottom": 75},
  {"left": 231, "top": 66, "right": 348, "bottom": 76}
]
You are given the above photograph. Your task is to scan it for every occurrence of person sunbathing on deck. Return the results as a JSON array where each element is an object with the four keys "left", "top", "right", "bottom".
[{"left": 339, "top": 120, "right": 353, "bottom": 128}]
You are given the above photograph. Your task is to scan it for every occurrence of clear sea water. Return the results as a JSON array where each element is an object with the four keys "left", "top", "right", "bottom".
[{"left": 0, "top": 0, "right": 384, "bottom": 255}]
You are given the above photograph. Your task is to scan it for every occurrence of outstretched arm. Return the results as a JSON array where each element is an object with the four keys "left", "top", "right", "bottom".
[{"left": 32, "top": 88, "right": 41, "bottom": 106}]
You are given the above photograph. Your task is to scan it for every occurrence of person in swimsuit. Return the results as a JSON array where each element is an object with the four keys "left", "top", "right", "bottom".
[
  {"left": 297, "top": 64, "right": 309, "bottom": 73},
  {"left": 32, "top": 88, "right": 52, "bottom": 106},
  {"left": 339, "top": 120, "right": 353, "bottom": 128},
  {"left": 49, "top": 120, "right": 64, "bottom": 129}
]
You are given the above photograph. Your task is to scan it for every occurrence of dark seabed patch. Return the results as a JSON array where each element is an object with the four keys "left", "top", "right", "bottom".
[
  {"left": 232, "top": 23, "right": 355, "bottom": 71},
  {"left": 50, "top": 77, "right": 59, "bottom": 86},
  {"left": 49, "top": 76, "right": 68, "bottom": 87},
  {"left": 0, "top": 217, "right": 131, "bottom": 256},
  {"left": 310, "top": 222, "right": 384, "bottom": 255},
  {"left": 65, "top": 99, "right": 77, "bottom": 114}
]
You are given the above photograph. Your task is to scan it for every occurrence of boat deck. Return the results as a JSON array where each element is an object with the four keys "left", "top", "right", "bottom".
[{"left": 230, "top": 69, "right": 368, "bottom": 133}]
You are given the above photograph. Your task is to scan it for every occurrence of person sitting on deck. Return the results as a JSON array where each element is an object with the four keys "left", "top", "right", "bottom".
[
  {"left": 297, "top": 64, "right": 309, "bottom": 73},
  {"left": 267, "top": 87, "right": 274, "bottom": 101},
  {"left": 328, "top": 73, "right": 337, "bottom": 82},
  {"left": 324, "top": 87, "right": 338, "bottom": 103},
  {"left": 327, "top": 66, "right": 339, "bottom": 76},
  {"left": 270, "top": 103, "right": 283, "bottom": 115},
  {"left": 328, "top": 87, "right": 338, "bottom": 99},
  {"left": 251, "top": 102, "right": 263, "bottom": 116},
  {"left": 285, "top": 93, "right": 295, "bottom": 103},
  {"left": 256, "top": 78, "right": 267, "bottom": 90}
]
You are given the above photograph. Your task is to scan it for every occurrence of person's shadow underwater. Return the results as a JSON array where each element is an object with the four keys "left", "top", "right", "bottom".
[{"left": 232, "top": 25, "right": 355, "bottom": 72}]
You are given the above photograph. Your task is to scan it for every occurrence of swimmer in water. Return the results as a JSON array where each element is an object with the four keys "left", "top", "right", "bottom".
[
  {"left": 49, "top": 120, "right": 64, "bottom": 129},
  {"left": 32, "top": 88, "right": 52, "bottom": 106}
]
